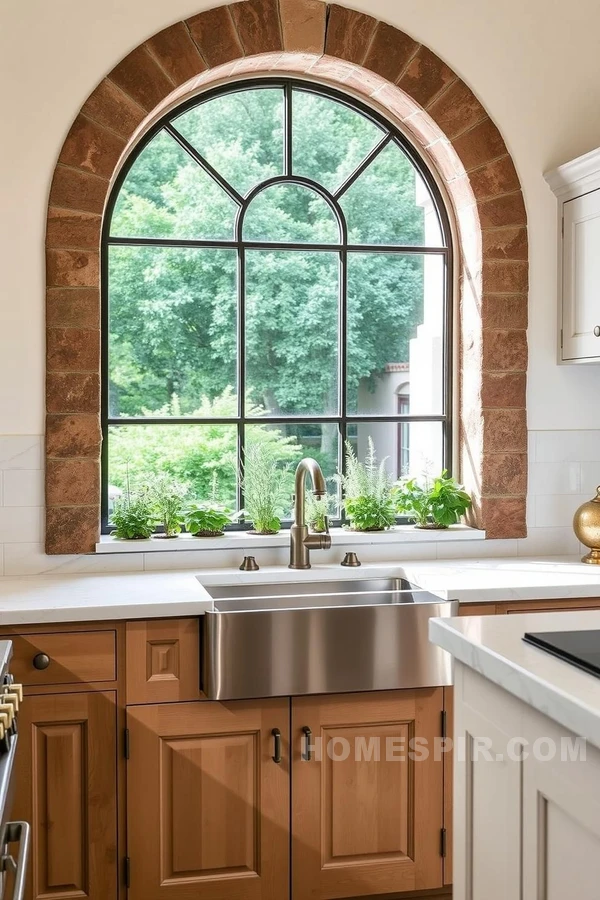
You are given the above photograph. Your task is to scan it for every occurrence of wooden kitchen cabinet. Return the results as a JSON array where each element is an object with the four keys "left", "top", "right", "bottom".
[
  {"left": 13, "top": 690, "right": 119, "bottom": 900},
  {"left": 126, "top": 698, "right": 290, "bottom": 900},
  {"left": 292, "top": 689, "right": 445, "bottom": 900}
]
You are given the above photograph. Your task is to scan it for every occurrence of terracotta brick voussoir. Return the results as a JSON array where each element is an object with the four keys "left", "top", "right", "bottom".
[
  {"left": 478, "top": 191, "right": 527, "bottom": 230},
  {"left": 453, "top": 117, "right": 507, "bottom": 173},
  {"left": 146, "top": 22, "right": 207, "bottom": 86},
  {"left": 482, "top": 226, "right": 528, "bottom": 261},
  {"left": 483, "top": 258, "right": 528, "bottom": 294},
  {"left": 46, "top": 373, "right": 100, "bottom": 415},
  {"left": 324, "top": 4, "right": 377, "bottom": 65},
  {"left": 109, "top": 45, "right": 174, "bottom": 112},
  {"left": 46, "top": 415, "right": 102, "bottom": 458},
  {"left": 482, "top": 328, "right": 528, "bottom": 372},
  {"left": 186, "top": 7, "right": 244, "bottom": 67},
  {"left": 483, "top": 408, "right": 528, "bottom": 454},
  {"left": 426, "top": 79, "right": 487, "bottom": 140},
  {"left": 49, "top": 165, "right": 109, "bottom": 215},
  {"left": 469, "top": 155, "right": 520, "bottom": 200},
  {"left": 46, "top": 506, "right": 100, "bottom": 555},
  {"left": 480, "top": 497, "right": 527, "bottom": 539},
  {"left": 397, "top": 45, "right": 456, "bottom": 108},
  {"left": 481, "top": 372, "right": 527, "bottom": 409},
  {"left": 363, "top": 22, "right": 419, "bottom": 84},
  {"left": 482, "top": 452, "right": 528, "bottom": 496},
  {"left": 58, "top": 115, "right": 126, "bottom": 179},
  {"left": 47, "top": 328, "right": 100, "bottom": 373},
  {"left": 46, "top": 288, "right": 100, "bottom": 329},
  {"left": 46, "top": 459, "right": 100, "bottom": 507},
  {"left": 481, "top": 294, "right": 528, "bottom": 330},
  {"left": 81, "top": 78, "right": 147, "bottom": 140},
  {"left": 230, "top": 0, "right": 283, "bottom": 54},
  {"left": 47, "top": 249, "right": 99, "bottom": 289},
  {"left": 279, "top": 0, "right": 326, "bottom": 53},
  {"left": 46, "top": 209, "right": 101, "bottom": 251}
]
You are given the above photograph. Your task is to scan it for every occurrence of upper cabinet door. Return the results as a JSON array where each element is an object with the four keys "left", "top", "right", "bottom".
[
  {"left": 562, "top": 190, "right": 600, "bottom": 361},
  {"left": 291, "top": 689, "right": 444, "bottom": 900},
  {"left": 126, "top": 699, "right": 290, "bottom": 900}
]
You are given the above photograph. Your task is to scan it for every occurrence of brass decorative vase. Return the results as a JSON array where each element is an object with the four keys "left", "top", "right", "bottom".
[{"left": 573, "top": 486, "right": 600, "bottom": 564}]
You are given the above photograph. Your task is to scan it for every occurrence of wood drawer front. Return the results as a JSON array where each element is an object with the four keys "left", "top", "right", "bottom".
[
  {"left": 1, "top": 630, "right": 116, "bottom": 687},
  {"left": 126, "top": 617, "right": 202, "bottom": 704}
]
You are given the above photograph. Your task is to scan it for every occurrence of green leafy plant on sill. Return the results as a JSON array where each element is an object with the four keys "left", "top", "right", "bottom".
[
  {"left": 111, "top": 490, "right": 155, "bottom": 540},
  {"left": 235, "top": 443, "right": 291, "bottom": 535},
  {"left": 184, "top": 473, "right": 232, "bottom": 536},
  {"left": 306, "top": 492, "right": 334, "bottom": 533},
  {"left": 336, "top": 438, "right": 396, "bottom": 532},
  {"left": 395, "top": 470, "right": 471, "bottom": 529},
  {"left": 149, "top": 474, "right": 188, "bottom": 538}
]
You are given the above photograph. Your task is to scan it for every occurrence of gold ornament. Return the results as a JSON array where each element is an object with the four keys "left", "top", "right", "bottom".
[{"left": 573, "top": 486, "right": 600, "bottom": 565}]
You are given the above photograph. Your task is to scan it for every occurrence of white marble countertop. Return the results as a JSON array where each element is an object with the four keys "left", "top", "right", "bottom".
[
  {"left": 430, "top": 609, "right": 600, "bottom": 750},
  {"left": 0, "top": 556, "right": 599, "bottom": 626}
]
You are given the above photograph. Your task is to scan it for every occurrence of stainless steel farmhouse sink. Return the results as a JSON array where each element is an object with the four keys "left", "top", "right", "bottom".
[{"left": 201, "top": 578, "right": 458, "bottom": 700}]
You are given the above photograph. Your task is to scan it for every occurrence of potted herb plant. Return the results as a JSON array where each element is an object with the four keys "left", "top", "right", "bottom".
[
  {"left": 236, "top": 443, "right": 290, "bottom": 535},
  {"left": 395, "top": 470, "right": 471, "bottom": 529},
  {"left": 149, "top": 475, "right": 188, "bottom": 539},
  {"left": 336, "top": 438, "right": 396, "bottom": 532},
  {"left": 111, "top": 488, "right": 155, "bottom": 540},
  {"left": 306, "top": 493, "right": 333, "bottom": 533},
  {"left": 184, "top": 474, "right": 232, "bottom": 536}
]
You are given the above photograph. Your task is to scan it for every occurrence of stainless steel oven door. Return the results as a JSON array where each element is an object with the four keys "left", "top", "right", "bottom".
[{"left": 0, "top": 735, "right": 30, "bottom": 900}]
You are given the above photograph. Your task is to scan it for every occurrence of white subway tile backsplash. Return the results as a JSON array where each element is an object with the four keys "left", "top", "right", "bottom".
[
  {"left": 516, "top": 526, "right": 580, "bottom": 557},
  {"left": 0, "top": 507, "right": 43, "bottom": 543},
  {"left": 2, "top": 469, "right": 44, "bottom": 507},
  {"left": 533, "top": 493, "right": 588, "bottom": 528},
  {"left": 436, "top": 538, "right": 519, "bottom": 559},
  {"left": 580, "top": 462, "right": 600, "bottom": 497},
  {"left": 535, "top": 430, "right": 600, "bottom": 463},
  {"left": 0, "top": 436, "right": 42, "bottom": 470},
  {"left": 528, "top": 461, "right": 581, "bottom": 496}
]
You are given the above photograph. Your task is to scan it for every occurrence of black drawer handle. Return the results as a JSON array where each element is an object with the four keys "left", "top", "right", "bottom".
[
  {"left": 32, "top": 653, "right": 50, "bottom": 670},
  {"left": 272, "top": 728, "right": 282, "bottom": 764},
  {"left": 302, "top": 726, "right": 313, "bottom": 761}
]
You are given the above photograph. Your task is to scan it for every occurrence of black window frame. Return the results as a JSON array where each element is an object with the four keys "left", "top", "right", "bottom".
[{"left": 101, "top": 77, "right": 453, "bottom": 532}]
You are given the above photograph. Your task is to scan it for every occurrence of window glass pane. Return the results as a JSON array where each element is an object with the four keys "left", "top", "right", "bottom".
[
  {"left": 340, "top": 142, "right": 444, "bottom": 246},
  {"left": 243, "top": 183, "right": 340, "bottom": 243},
  {"left": 246, "top": 423, "right": 340, "bottom": 519},
  {"left": 107, "top": 423, "right": 238, "bottom": 514},
  {"left": 245, "top": 251, "right": 339, "bottom": 417},
  {"left": 109, "top": 131, "right": 237, "bottom": 240},
  {"left": 292, "top": 89, "right": 384, "bottom": 194},
  {"left": 173, "top": 88, "right": 284, "bottom": 197},
  {"left": 347, "top": 421, "right": 444, "bottom": 484},
  {"left": 108, "top": 247, "right": 237, "bottom": 418},
  {"left": 346, "top": 253, "right": 445, "bottom": 416}
]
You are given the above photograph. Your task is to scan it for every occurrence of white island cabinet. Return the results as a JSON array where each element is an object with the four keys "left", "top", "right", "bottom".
[
  {"left": 430, "top": 610, "right": 600, "bottom": 900},
  {"left": 546, "top": 148, "right": 600, "bottom": 363}
]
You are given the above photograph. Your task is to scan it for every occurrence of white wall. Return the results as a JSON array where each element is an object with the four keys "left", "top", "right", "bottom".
[{"left": 2, "top": 0, "right": 600, "bottom": 571}]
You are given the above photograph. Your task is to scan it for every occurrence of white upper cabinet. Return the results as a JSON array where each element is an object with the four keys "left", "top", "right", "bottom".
[{"left": 545, "top": 148, "right": 600, "bottom": 363}]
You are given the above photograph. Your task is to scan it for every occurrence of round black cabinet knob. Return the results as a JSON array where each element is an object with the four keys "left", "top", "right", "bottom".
[{"left": 32, "top": 653, "right": 51, "bottom": 670}]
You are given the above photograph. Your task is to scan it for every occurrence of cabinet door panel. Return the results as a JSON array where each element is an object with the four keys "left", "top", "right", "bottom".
[
  {"left": 13, "top": 691, "right": 118, "bottom": 900},
  {"left": 127, "top": 699, "right": 289, "bottom": 900},
  {"left": 563, "top": 191, "right": 600, "bottom": 361},
  {"left": 292, "top": 689, "right": 444, "bottom": 900},
  {"left": 125, "top": 618, "right": 202, "bottom": 704}
]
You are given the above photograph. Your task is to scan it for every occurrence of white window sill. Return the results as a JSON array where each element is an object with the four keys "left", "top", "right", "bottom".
[{"left": 96, "top": 524, "right": 485, "bottom": 554}]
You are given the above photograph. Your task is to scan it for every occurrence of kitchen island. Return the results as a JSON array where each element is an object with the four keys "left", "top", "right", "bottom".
[{"left": 430, "top": 609, "right": 600, "bottom": 900}]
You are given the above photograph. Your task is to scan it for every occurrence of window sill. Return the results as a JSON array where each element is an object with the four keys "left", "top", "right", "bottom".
[{"left": 96, "top": 524, "right": 485, "bottom": 554}]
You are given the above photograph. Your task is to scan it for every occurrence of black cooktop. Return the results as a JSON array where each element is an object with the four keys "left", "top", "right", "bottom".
[{"left": 523, "top": 630, "right": 600, "bottom": 679}]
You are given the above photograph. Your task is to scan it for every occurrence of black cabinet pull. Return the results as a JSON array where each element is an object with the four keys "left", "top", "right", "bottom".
[
  {"left": 302, "top": 726, "right": 313, "bottom": 761},
  {"left": 272, "top": 728, "right": 282, "bottom": 763},
  {"left": 32, "top": 653, "right": 50, "bottom": 671}
]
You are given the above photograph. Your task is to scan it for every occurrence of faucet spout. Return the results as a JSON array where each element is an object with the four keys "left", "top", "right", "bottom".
[{"left": 289, "top": 458, "right": 332, "bottom": 569}]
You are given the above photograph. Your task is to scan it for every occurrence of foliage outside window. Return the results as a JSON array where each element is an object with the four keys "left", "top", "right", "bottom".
[{"left": 103, "top": 79, "right": 451, "bottom": 530}]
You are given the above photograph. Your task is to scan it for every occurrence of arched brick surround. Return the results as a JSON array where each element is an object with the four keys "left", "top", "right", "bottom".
[{"left": 45, "top": 0, "right": 528, "bottom": 554}]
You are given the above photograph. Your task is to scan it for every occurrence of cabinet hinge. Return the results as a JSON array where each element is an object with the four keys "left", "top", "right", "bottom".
[
  {"left": 561, "top": 215, "right": 564, "bottom": 238},
  {"left": 441, "top": 710, "right": 447, "bottom": 740},
  {"left": 124, "top": 857, "right": 131, "bottom": 889},
  {"left": 440, "top": 828, "right": 447, "bottom": 858},
  {"left": 560, "top": 328, "right": 564, "bottom": 350},
  {"left": 124, "top": 728, "right": 130, "bottom": 760}
]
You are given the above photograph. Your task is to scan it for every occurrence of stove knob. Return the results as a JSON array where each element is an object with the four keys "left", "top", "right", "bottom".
[
  {"left": 0, "top": 719, "right": 4, "bottom": 741},
  {"left": 0, "top": 708, "right": 11, "bottom": 730},
  {"left": 2, "top": 683, "right": 23, "bottom": 703},
  {"left": 2, "top": 692, "right": 19, "bottom": 714}
]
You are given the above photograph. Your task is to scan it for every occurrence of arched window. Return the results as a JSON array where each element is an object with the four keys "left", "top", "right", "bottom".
[{"left": 102, "top": 79, "right": 452, "bottom": 528}]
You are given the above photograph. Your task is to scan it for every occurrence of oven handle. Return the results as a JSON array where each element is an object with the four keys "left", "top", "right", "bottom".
[{"left": 1, "top": 821, "right": 30, "bottom": 900}]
